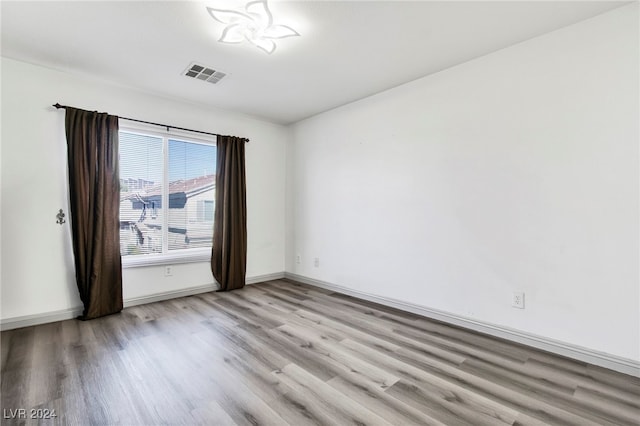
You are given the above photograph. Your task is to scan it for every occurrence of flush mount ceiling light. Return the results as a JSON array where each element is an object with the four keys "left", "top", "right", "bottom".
[{"left": 207, "top": 0, "right": 299, "bottom": 54}]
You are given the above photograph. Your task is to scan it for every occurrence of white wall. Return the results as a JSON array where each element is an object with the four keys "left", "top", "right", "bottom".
[
  {"left": 1, "top": 57, "right": 288, "bottom": 321},
  {"left": 289, "top": 4, "right": 639, "bottom": 362}
]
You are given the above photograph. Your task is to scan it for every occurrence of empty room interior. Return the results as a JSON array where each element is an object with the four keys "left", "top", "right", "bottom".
[{"left": 1, "top": 0, "right": 639, "bottom": 425}]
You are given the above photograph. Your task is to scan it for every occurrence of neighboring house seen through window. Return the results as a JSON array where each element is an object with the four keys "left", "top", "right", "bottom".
[{"left": 119, "top": 129, "right": 216, "bottom": 264}]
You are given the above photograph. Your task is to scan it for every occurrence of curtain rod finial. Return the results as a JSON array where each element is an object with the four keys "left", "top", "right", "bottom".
[{"left": 53, "top": 103, "right": 63, "bottom": 109}]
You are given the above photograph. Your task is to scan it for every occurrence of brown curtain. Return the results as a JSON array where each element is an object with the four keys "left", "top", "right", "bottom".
[
  {"left": 65, "top": 107, "right": 123, "bottom": 320},
  {"left": 211, "top": 136, "right": 247, "bottom": 291}
]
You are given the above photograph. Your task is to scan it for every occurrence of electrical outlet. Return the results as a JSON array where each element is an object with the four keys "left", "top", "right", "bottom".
[
  {"left": 296, "top": 254, "right": 301, "bottom": 264},
  {"left": 165, "top": 266, "right": 173, "bottom": 277},
  {"left": 512, "top": 292, "right": 524, "bottom": 309},
  {"left": 314, "top": 257, "right": 320, "bottom": 268}
]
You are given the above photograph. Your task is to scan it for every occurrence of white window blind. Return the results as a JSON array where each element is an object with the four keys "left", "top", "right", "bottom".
[
  {"left": 119, "top": 132, "right": 164, "bottom": 256},
  {"left": 118, "top": 130, "right": 216, "bottom": 261},
  {"left": 167, "top": 138, "right": 216, "bottom": 250}
]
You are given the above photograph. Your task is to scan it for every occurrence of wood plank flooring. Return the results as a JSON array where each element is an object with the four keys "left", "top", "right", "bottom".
[{"left": 2, "top": 279, "right": 639, "bottom": 425}]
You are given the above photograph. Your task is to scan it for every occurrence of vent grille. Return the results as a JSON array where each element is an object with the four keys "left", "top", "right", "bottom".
[{"left": 183, "top": 63, "right": 227, "bottom": 84}]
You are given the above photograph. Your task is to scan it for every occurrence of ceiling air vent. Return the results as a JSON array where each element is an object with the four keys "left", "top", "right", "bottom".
[{"left": 183, "top": 63, "right": 227, "bottom": 84}]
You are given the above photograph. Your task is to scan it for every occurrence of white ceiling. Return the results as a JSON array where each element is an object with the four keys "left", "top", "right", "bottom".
[{"left": 1, "top": 1, "right": 628, "bottom": 124}]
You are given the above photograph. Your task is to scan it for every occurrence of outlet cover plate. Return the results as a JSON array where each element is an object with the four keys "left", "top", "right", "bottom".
[{"left": 512, "top": 292, "right": 525, "bottom": 309}]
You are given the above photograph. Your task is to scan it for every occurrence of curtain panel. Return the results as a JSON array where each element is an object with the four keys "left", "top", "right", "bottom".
[
  {"left": 65, "top": 107, "right": 123, "bottom": 319},
  {"left": 211, "top": 135, "right": 247, "bottom": 291}
]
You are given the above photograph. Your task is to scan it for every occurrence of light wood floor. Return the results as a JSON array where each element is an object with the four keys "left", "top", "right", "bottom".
[{"left": 2, "top": 279, "right": 639, "bottom": 425}]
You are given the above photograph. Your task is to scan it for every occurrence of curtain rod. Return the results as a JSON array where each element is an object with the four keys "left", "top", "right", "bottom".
[{"left": 52, "top": 103, "right": 249, "bottom": 142}]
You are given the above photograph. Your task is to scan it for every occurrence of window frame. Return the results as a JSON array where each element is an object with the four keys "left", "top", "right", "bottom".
[{"left": 118, "top": 123, "right": 217, "bottom": 269}]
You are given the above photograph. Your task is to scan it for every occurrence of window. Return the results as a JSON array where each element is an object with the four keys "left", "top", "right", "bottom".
[
  {"left": 119, "top": 128, "right": 216, "bottom": 265},
  {"left": 196, "top": 200, "right": 215, "bottom": 222}
]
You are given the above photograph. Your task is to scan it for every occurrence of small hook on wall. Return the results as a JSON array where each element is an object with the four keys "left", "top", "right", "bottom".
[{"left": 56, "top": 209, "right": 66, "bottom": 225}]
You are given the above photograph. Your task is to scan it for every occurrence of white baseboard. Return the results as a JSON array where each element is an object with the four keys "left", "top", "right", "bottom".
[
  {"left": 285, "top": 272, "right": 640, "bottom": 378},
  {"left": 246, "top": 272, "right": 285, "bottom": 285},
  {"left": 0, "top": 307, "right": 84, "bottom": 331},
  {"left": 123, "top": 283, "right": 218, "bottom": 308},
  {"left": 0, "top": 272, "right": 286, "bottom": 331},
  {"left": 122, "top": 270, "right": 286, "bottom": 308}
]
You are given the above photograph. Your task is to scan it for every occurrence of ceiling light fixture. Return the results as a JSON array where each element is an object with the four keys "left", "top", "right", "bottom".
[{"left": 207, "top": 0, "right": 299, "bottom": 54}]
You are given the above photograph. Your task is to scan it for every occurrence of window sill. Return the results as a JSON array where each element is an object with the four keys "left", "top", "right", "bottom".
[{"left": 122, "top": 249, "right": 211, "bottom": 268}]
